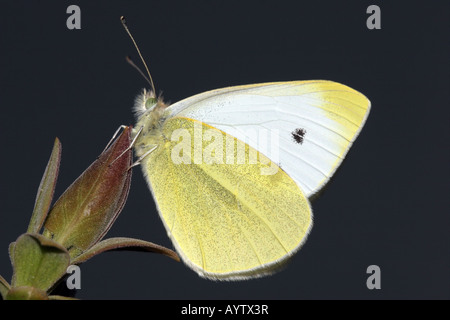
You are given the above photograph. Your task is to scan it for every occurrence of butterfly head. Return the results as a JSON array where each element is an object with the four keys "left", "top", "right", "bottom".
[
  {"left": 133, "top": 88, "right": 158, "bottom": 116},
  {"left": 132, "top": 88, "right": 168, "bottom": 152}
]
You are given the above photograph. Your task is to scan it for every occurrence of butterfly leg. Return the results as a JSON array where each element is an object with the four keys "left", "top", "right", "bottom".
[
  {"left": 102, "top": 125, "right": 130, "bottom": 153},
  {"left": 129, "top": 144, "right": 158, "bottom": 168}
]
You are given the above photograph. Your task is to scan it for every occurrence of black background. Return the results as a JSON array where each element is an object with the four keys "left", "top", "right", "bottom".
[{"left": 0, "top": 1, "right": 448, "bottom": 300}]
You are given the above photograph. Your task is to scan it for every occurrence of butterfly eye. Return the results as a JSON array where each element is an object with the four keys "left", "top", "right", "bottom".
[{"left": 145, "top": 97, "right": 158, "bottom": 110}]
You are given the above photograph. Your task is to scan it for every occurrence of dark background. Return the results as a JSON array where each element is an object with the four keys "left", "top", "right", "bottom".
[{"left": 0, "top": 1, "right": 448, "bottom": 300}]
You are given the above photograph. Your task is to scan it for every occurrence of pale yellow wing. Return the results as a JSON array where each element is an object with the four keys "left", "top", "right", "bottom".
[
  {"left": 139, "top": 117, "right": 312, "bottom": 280},
  {"left": 167, "top": 80, "right": 371, "bottom": 197}
]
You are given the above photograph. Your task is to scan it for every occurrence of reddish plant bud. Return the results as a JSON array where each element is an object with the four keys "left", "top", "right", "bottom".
[{"left": 43, "top": 127, "right": 133, "bottom": 258}]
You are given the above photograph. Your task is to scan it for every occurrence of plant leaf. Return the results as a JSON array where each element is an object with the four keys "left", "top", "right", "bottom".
[
  {"left": 8, "top": 241, "right": 15, "bottom": 268},
  {"left": 43, "top": 127, "right": 133, "bottom": 258},
  {"left": 0, "top": 274, "right": 11, "bottom": 299},
  {"left": 5, "top": 286, "right": 49, "bottom": 300},
  {"left": 71, "top": 237, "right": 180, "bottom": 264},
  {"left": 48, "top": 295, "right": 79, "bottom": 300},
  {"left": 11, "top": 233, "right": 70, "bottom": 292},
  {"left": 27, "top": 138, "right": 62, "bottom": 234}
]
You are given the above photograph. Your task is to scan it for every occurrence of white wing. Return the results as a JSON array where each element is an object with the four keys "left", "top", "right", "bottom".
[{"left": 165, "top": 80, "right": 370, "bottom": 197}]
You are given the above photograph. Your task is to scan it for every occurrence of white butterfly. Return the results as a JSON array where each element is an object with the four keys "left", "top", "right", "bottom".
[{"left": 132, "top": 80, "right": 370, "bottom": 280}]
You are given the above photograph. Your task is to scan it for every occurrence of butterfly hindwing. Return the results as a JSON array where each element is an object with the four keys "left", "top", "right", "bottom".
[{"left": 139, "top": 117, "right": 312, "bottom": 279}]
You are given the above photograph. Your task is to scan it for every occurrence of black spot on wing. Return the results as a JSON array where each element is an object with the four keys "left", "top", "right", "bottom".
[{"left": 291, "top": 128, "right": 306, "bottom": 144}]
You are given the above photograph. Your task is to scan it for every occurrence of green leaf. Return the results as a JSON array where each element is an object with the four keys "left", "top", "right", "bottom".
[
  {"left": 71, "top": 237, "right": 180, "bottom": 265},
  {"left": 0, "top": 274, "right": 11, "bottom": 299},
  {"left": 43, "top": 127, "right": 133, "bottom": 258},
  {"left": 48, "top": 295, "right": 79, "bottom": 300},
  {"left": 8, "top": 241, "right": 15, "bottom": 267},
  {"left": 27, "top": 138, "right": 62, "bottom": 234},
  {"left": 11, "top": 233, "right": 70, "bottom": 292},
  {"left": 5, "top": 286, "right": 49, "bottom": 300}
]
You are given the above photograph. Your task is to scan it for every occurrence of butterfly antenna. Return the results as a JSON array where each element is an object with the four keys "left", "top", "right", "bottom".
[
  {"left": 120, "top": 16, "right": 156, "bottom": 94},
  {"left": 125, "top": 56, "right": 152, "bottom": 87}
]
